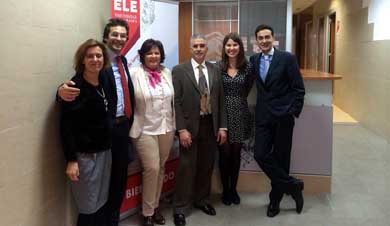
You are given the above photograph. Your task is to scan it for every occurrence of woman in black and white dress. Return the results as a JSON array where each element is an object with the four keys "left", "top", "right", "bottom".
[{"left": 218, "top": 33, "right": 254, "bottom": 206}]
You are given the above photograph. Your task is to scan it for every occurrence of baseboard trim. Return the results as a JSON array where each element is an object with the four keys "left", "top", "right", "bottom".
[{"left": 211, "top": 171, "right": 331, "bottom": 195}]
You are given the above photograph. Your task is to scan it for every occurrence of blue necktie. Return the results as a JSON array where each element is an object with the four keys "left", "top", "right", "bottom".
[{"left": 259, "top": 55, "right": 271, "bottom": 82}]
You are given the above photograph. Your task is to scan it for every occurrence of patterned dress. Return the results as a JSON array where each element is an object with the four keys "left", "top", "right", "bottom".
[{"left": 221, "top": 64, "right": 254, "bottom": 143}]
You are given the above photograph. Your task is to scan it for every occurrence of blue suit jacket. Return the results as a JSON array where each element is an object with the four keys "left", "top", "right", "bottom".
[{"left": 250, "top": 49, "right": 305, "bottom": 123}]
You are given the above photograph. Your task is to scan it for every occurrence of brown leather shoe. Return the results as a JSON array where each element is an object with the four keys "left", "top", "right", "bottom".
[{"left": 152, "top": 209, "right": 165, "bottom": 225}]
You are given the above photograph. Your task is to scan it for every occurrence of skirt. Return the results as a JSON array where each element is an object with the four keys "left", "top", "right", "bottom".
[{"left": 70, "top": 150, "right": 112, "bottom": 214}]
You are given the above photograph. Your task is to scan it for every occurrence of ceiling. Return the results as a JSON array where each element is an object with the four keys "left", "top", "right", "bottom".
[
  {"left": 292, "top": 0, "right": 317, "bottom": 13},
  {"left": 177, "top": 0, "right": 317, "bottom": 13}
]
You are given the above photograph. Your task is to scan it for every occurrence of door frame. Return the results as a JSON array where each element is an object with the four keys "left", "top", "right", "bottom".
[
  {"left": 325, "top": 11, "right": 336, "bottom": 73},
  {"left": 304, "top": 20, "right": 313, "bottom": 69}
]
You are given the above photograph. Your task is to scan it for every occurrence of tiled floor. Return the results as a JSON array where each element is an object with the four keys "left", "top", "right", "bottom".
[{"left": 121, "top": 123, "right": 390, "bottom": 226}]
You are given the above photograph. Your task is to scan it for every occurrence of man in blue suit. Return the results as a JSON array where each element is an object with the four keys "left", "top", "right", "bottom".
[{"left": 250, "top": 24, "right": 305, "bottom": 217}]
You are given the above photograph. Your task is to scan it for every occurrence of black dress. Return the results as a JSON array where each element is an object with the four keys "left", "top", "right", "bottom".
[{"left": 221, "top": 64, "right": 254, "bottom": 143}]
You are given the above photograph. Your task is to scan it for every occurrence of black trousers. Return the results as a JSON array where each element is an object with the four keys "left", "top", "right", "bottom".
[
  {"left": 106, "top": 119, "right": 133, "bottom": 226},
  {"left": 77, "top": 203, "right": 108, "bottom": 226},
  {"left": 254, "top": 114, "right": 297, "bottom": 202}
]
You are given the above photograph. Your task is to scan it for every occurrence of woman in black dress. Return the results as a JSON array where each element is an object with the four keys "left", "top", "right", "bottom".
[
  {"left": 60, "top": 39, "right": 112, "bottom": 226},
  {"left": 218, "top": 33, "right": 254, "bottom": 205}
]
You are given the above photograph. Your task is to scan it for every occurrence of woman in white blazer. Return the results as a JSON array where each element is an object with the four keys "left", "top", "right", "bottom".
[{"left": 129, "top": 39, "right": 175, "bottom": 226}]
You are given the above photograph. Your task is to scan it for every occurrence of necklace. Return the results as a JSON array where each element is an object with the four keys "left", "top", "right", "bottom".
[{"left": 96, "top": 86, "right": 108, "bottom": 112}]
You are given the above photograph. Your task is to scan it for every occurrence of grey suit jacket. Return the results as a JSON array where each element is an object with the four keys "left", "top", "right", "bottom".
[{"left": 172, "top": 60, "right": 227, "bottom": 137}]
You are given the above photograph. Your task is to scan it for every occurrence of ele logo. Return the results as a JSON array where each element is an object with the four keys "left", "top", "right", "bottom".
[{"left": 113, "top": 0, "right": 138, "bottom": 13}]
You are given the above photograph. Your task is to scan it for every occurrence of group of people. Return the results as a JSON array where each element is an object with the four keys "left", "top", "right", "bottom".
[{"left": 58, "top": 18, "right": 305, "bottom": 226}]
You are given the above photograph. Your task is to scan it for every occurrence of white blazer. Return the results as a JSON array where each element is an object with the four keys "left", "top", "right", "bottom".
[{"left": 129, "top": 66, "right": 176, "bottom": 138}]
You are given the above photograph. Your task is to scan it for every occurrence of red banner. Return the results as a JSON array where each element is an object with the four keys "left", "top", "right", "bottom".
[
  {"left": 161, "top": 159, "right": 179, "bottom": 193},
  {"left": 120, "top": 173, "right": 142, "bottom": 211},
  {"left": 120, "top": 159, "right": 179, "bottom": 213},
  {"left": 111, "top": 0, "right": 140, "bottom": 55}
]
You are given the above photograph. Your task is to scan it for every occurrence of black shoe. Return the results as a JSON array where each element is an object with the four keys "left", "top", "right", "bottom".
[
  {"left": 266, "top": 202, "right": 280, "bottom": 217},
  {"left": 194, "top": 204, "right": 216, "bottom": 216},
  {"left": 143, "top": 216, "right": 154, "bottom": 226},
  {"left": 291, "top": 180, "right": 304, "bottom": 214},
  {"left": 107, "top": 210, "right": 120, "bottom": 226},
  {"left": 230, "top": 190, "right": 241, "bottom": 205},
  {"left": 173, "top": 214, "right": 186, "bottom": 226},
  {"left": 221, "top": 192, "right": 232, "bottom": 206},
  {"left": 152, "top": 209, "right": 165, "bottom": 225}
]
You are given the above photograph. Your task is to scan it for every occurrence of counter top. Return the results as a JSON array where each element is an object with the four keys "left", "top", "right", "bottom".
[{"left": 301, "top": 69, "right": 342, "bottom": 80}]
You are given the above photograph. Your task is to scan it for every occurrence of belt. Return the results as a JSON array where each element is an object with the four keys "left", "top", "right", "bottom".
[
  {"left": 114, "top": 116, "right": 128, "bottom": 124},
  {"left": 200, "top": 114, "right": 212, "bottom": 119}
]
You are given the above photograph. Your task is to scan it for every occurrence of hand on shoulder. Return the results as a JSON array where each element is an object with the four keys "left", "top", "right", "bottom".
[{"left": 58, "top": 80, "right": 80, "bottom": 102}]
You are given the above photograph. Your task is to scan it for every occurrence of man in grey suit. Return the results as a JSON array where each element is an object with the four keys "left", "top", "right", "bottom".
[{"left": 172, "top": 34, "right": 227, "bottom": 226}]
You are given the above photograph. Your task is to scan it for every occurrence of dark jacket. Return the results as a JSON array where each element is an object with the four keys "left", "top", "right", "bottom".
[
  {"left": 103, "top": 55, "right": 135, "bottom": 126},
  {"left": 250, "top": 49, "right": 305, "bottom": 123}
]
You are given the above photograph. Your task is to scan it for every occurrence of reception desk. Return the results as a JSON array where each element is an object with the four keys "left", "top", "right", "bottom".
[{"left": 212, "top": 70, "right": 342, "bottom": 195}]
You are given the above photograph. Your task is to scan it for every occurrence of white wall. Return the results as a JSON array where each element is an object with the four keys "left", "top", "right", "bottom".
[
  {"left": 311, "top": 0, "right": 390, "bottom": 141},
  {"left": 0, "top": 0, "right": 110, "bottom": 225}
]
